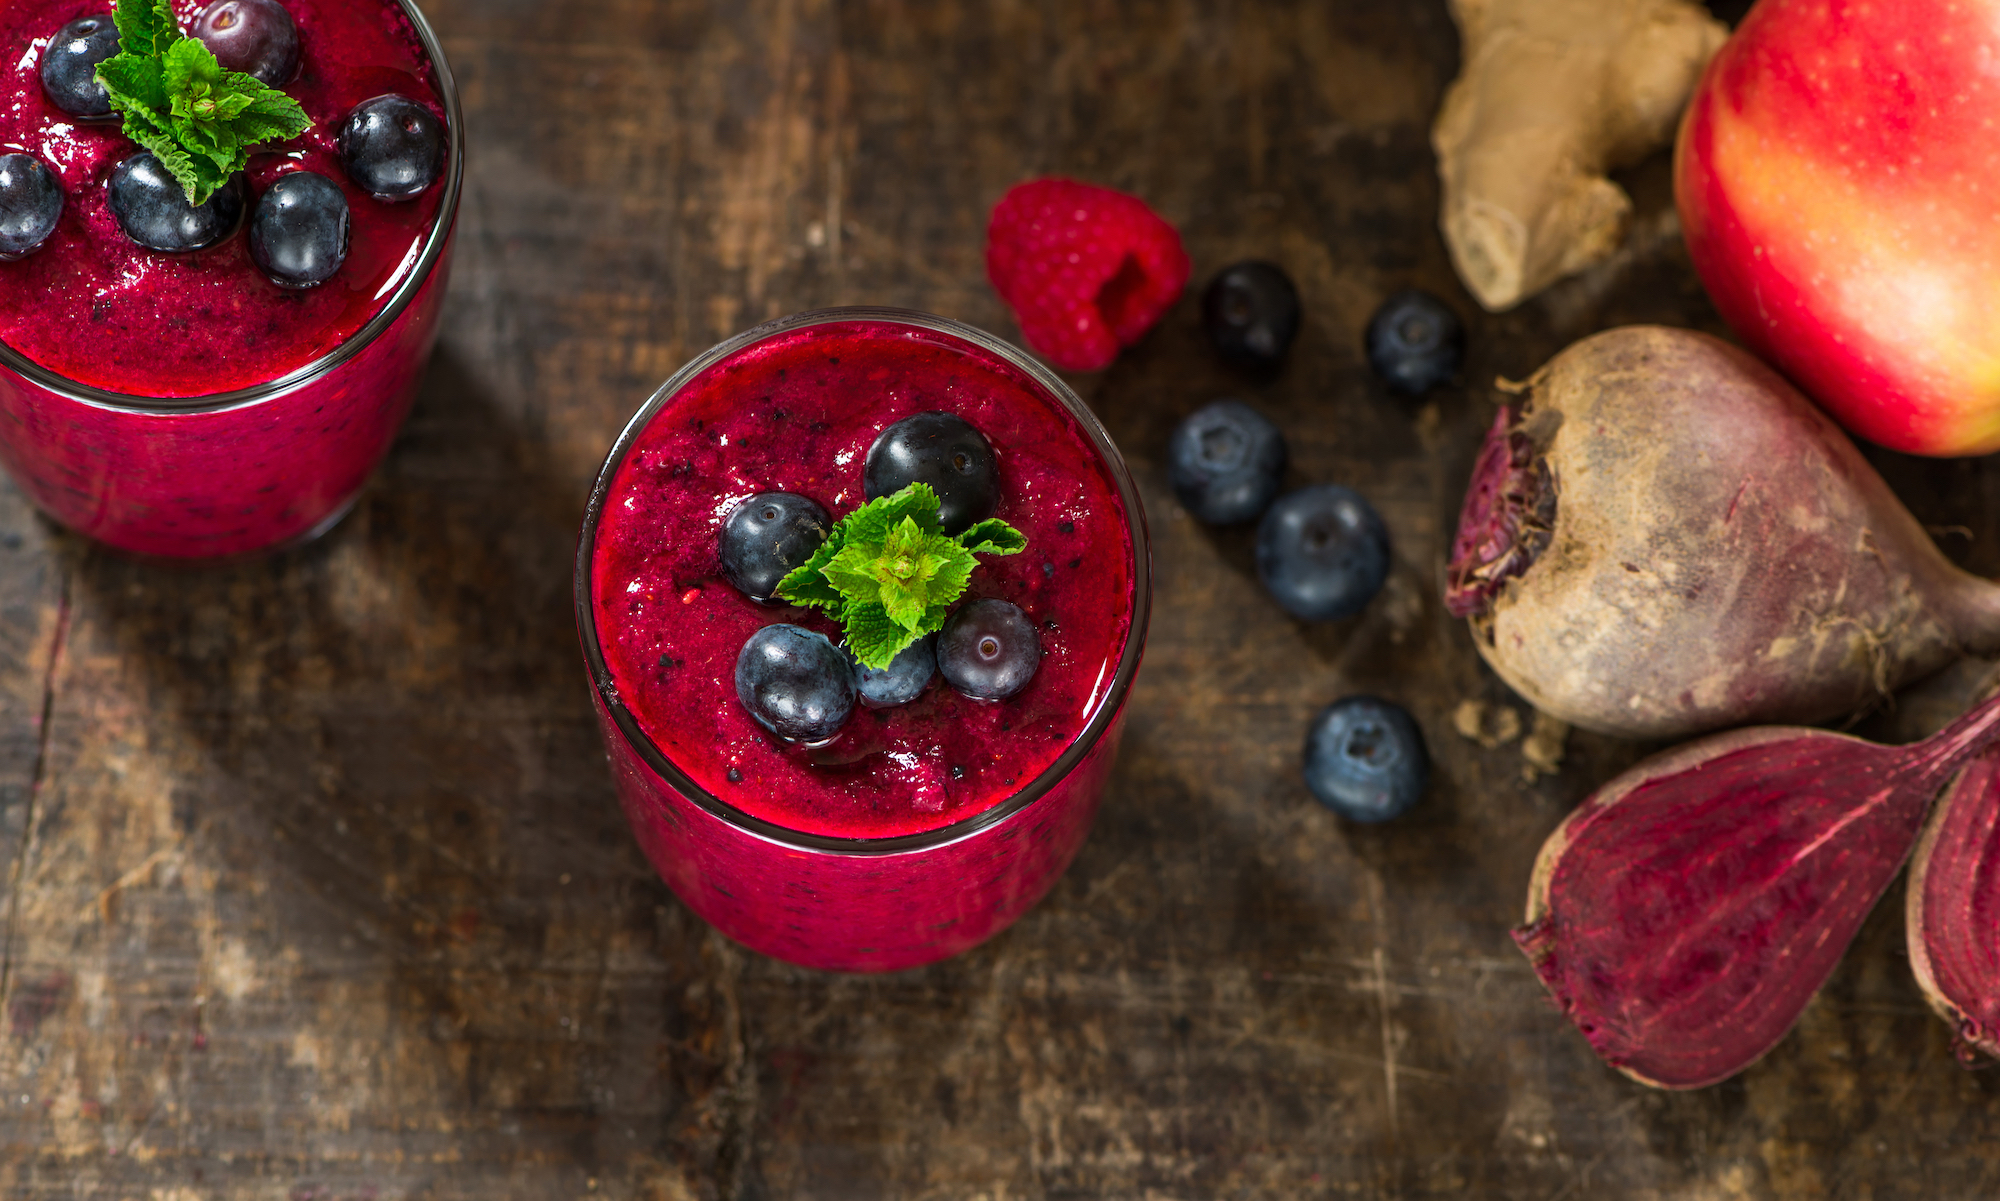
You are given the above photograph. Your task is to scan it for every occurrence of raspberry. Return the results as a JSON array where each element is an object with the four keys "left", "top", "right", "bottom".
[{"left": 985, "top": 178, "right": 1190, "bottom": 372}]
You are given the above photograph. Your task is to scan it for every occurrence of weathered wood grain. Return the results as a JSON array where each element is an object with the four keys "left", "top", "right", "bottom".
[{"left": 4, "top": 1, "right": 2000, "bottom": 1197}]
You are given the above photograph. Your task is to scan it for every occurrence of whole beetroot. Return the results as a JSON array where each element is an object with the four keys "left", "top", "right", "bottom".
[{"left": 1446, "top": 326, "right": 2000, "bottom": 741}]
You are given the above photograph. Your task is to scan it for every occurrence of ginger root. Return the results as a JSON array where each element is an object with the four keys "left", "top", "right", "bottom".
[{"left": 1432, "top": 0, "right": 1726, "bottom": 311}]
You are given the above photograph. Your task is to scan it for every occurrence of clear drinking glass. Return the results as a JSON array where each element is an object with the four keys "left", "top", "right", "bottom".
[
  {"left": 576, "top": 309, "right": 1151, "bottom": 972},
  {"left": 0, "top": 0, "right": 463, "bottom": 559}
]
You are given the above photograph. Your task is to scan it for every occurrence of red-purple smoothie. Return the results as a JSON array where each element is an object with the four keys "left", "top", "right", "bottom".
[
  {"left": 580, "top": 311, "right": 1149, "bottom": 971},
  {"left": 0, "top": 0, "right": 458, "bottom": 557}
]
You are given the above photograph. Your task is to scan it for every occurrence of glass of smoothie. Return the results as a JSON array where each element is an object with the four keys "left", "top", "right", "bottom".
[
  {"left": 0, "top": 0, "right": 461, "bottom": 558},
  {"left": 578, "top": 309, "right": 1150, "bottom": 972}
]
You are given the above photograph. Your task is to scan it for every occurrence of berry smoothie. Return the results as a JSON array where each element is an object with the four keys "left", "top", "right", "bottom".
[
  {"left": 0, "top": 0, "right": 459, "bottom": 557},
  {"left": 579, "top": 310, "right": 1149, "bottom": 971}
]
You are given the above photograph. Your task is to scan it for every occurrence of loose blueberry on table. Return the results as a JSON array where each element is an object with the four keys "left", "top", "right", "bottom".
[
  {"left": 0, "top": 154, "right": 63, "bottom": 261},
  {"left": 863, "top": 411, "right": 998, "bottom": 535},
  {"left": 1303, "top": 696, "right": 1428, "bottom": 823},
  {"left": 1202, "top": 260, "right": 1301, "bottom": 373},
  {"left": 1255, "top": 484, "right": 1390, "bottom": 621},
  {"left": 339, "top": 94, "right": 447, "bottom": 202},
  {"left": 109, "top": 154, "right": 246, "bottom": 253},
  {"left": 1365, "top": 289, "right": 1464, "bottom": 396},
  {"left": 1167, "top": 399, "right": 1287, "bottom": 525},
  {"left": 719, "top": 492, "right": 830, "bottom": 602},
  {"left": 39, "top": 13, "right": 120, "bottom": 118},
  {"left": 250, "top": 172, "right": 350, "bottom": 288},
  {"left": 939, "top": 599, "right": 1041, "bottom": 701},
  {"left": 734, "top": 624, "right": 857, "bottom": 743},
  {"left": 192, "top": 0, "right": 301, "bottom": 86}
]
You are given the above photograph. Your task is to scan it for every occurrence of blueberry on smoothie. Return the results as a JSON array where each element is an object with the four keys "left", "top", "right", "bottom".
[
  {"left": 1303, "top": 696, "right": 1428, "bottom": 822},
  {"left": 1167, "top": 399, "right": 1286, "bottom": 525},
  {"left": 338, "top": 95, "right": 446, "bottom": 201},
  {"left": 864, "top": 411, "right": 997, "bottom": 535},
  {"left": 1365, "top": 289, "right": 1463, "bottom": 396},
  {"left": 250, "top": 172, "right": 350, "bottom": 288},
  {"left": 39, "top": 14, "right": 120, "bottom": 119},
  {"left": 0, "top": 154, "right": 63, "bottom": 262},
  {"left": 735, "top": 625, "right": 856, "bottom": 743},
  {"left": 1202, "top": 261, "right": 1300, "bottom": 372},
  {"left": 108, "top": 154, "right": 246, "bottom": 253},
  {"left": 850, "top": 633, "right": 938, "bottom": 708},
  {"left": 939, "top": 599, "right": 1040, "bottom": 700},
  {"left": 193, "top": 0, "right": 302, "bottom": 87},
  {"left": 720, "top": 492, "right": 830, "bottom": 602},
  {"left": 1255, "top": 484, "right": 1389, "bottom": 621}
]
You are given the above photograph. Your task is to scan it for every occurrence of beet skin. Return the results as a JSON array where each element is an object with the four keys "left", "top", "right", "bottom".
[{"left": 1448, "top": 326, "right": 2000, "bottom": 740}]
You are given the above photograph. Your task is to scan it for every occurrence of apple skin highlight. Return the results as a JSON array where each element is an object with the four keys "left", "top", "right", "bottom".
[{"left": 1676, "top": 0, "right": 2000, "bottom": 457}]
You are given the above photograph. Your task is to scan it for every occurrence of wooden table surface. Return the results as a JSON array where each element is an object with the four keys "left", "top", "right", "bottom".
[{"left": 8, "top": 0, "right": 2000, "bottom": 1196}]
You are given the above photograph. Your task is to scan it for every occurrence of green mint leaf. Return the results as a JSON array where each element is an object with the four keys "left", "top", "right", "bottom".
[
  {"left": 113, "top": 0, "right": 178, "bottom": 62},
  {"left": 95, "top": 7, "right": 311, "bottom": 206},
  {"left": 834, "top": 484, "right": 945, "bottom": 553},
  {"left": 841, "top": 604, "right": 912, "bottom": 672},
  {"left": 770, "top": 483, "right": 1029, "bottom": 670},
  {"left": 96, "top": 52, "right": 166, "bottom": 113},
  {"left": 957, "top": 518, "right": 1029, "bottom": 557},
  {"left": 224, "top": 91, "right": 309, "bottom": 143},
  {"left": 113, "top": 100, "right": 219, "bottom": 199},
  {"left": 921, "top": 544, "right": 976, "bottom": 611},
  {"left": 819, "top": 552, "right": 882, "bottom": 611},
  {"left": 823, "top": 517, "right": 975, "bottom": 634},
  {"left": 774, "top": 520, "right": 849, "bottom": 614}
]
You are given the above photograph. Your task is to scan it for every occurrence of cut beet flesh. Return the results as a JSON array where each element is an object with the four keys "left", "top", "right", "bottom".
[
  {"left": 1516, "top": 691, "right": 2000, "bottom": 1089},
  {"left": 1445, "top": 406, "right": 1554, "bottom": 619},
  {"left": 1908, "top": 743, "right": 2000, "bottom": 1065}
]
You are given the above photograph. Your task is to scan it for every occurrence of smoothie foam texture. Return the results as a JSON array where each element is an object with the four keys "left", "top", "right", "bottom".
[
  {"left": 986, "top": 177, "right": 1189, "bottom": 372},
  {"left": 0, "top": 0, "right": 448, "bottom": 394},
  {"left": 590, "top": 320, "right": 1136, "bottom": 841}
]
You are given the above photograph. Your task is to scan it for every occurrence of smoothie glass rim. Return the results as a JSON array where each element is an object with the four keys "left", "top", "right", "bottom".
[
  {"left": 575, "top": 306, "right": 1153, "bottom": 859},
  {"left": 0, "top": 0, "right": 464, "bottom": 417}
]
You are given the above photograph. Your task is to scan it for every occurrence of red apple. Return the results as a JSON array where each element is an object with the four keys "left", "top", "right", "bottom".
[{"left": 1676, "top": 0, "right": 2000, "bottom": 457}]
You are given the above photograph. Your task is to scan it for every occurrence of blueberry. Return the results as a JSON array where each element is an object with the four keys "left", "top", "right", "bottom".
[
  {"left": 734, "top": 624, "right": 856, "bottom": 743},
  {"left": 1255, "top": 485, "right": 1390, "bottom": 621},
  {"left": 39, "top": 14, "right": 119, "bottom": 119},
  {"left": 938, "top": 598, "right": 1040, "bottom": 700},
  {"left": 337, "top": 94, "right": 446, "bottom": 202},
  {"left": 719, "top": 492, "right": 829, "bottom": 602},
  {"left": 108, "top": 154, "right": 245, "bottom": 253},
  {"left": 249, "top": 172, "right": 349, "bottom": 288},
  {"left": 1202, "top": 260, "right": 1301, "bottom": 372},
  {"left": 1167, "top": 399, "right": 1286, "bottom": 525},
  {"left": 850, "top": 633, "right": 937, "bottom": 709},
  {"left": 1303, "top": 696, "right": 1428, "bottom": 822},
  {"left": 1365, "top": 289, "right": 1464, "bottom": 396},
  {"left": 193, "top": 0, "right": 301, "bottom": 87},
  {"left": 864, "top": 411, "right": 997, "bottom": 535},
  {"left": 0, "top": 154, "right": 63, "bottom": 261}
]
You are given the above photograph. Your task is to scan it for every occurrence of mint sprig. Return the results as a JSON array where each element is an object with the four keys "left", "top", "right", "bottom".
[
  {"left": 95, "top": 0, "right": 311, "bottom": 205},
  {"left": 775, "top": 484, "right": 1027, "bottom": 670}
]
